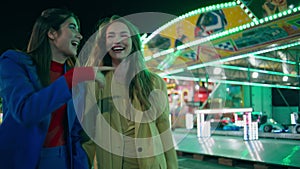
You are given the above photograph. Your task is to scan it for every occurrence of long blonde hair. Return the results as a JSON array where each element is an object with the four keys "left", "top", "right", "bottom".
[{"left": 88, "top": 15, "right": 154, "bottom": 110}]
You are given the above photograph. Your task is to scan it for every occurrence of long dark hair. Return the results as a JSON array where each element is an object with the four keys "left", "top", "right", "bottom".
[
  {"left": 27, "top": 8, "right": 80, "bottom": 86},
  {"left": 93, "top": 15, "right": 154, "bottom": 110}
]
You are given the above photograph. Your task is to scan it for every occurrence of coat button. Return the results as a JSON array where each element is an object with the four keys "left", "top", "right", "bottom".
[{"left": 137, "top": 147, "right": 143, "bottom": 152}]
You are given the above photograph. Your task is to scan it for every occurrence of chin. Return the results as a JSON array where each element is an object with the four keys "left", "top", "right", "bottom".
[
  {"left": 69, "top": 51, "right": 77, "bottom": 57},
  {"left": 113, "top": 54, "right": 126, "bottom": 59}
]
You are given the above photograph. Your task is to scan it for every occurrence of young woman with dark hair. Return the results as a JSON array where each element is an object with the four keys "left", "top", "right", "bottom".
[{"left": 0, "top": 8, "right": 103, "bottom": 169}]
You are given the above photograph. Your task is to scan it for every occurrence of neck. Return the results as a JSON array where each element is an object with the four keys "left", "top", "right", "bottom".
[
  {"left": 50, "top": 46, "right": 69, "bottom": 64},
  {"left": 112, "top": 59, "right": 121, "bottom": 67},
  {"left": 52, "top": 55, "right": 68, "bottom": 64}
]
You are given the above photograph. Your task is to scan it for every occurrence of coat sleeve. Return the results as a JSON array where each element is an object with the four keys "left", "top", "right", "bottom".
[
  {"left": 70, "top": 116, "right": 90, "bottom": 169},
  {"left": 73, "top": 82, "right": 98, "bottom": 168},
  {"left": 0, "top": 57, "right": 71, "bottom": 126},
  {"left": 154, "top": 75, "right": 179, "bottom": 169}
]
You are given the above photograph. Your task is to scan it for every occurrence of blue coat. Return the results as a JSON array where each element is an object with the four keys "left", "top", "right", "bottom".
[{"left": 0, "top": 50, "right": 89, "bottom": 169}]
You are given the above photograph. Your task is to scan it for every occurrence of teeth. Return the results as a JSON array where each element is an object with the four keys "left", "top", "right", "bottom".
[
  {"left": 112, "top": 46, "right": 124, "bottom": 51},
  {"left": 71, "top": 41, "right": 79, "bottom": 46}
]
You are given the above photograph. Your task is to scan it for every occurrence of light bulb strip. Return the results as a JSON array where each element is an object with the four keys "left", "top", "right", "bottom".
[
  {"left": 142, "top": 1, "right": 237, "bottom": 45},
  {"left": 162, "top": 75, "right": 300, "bottom": 90},
  {"left": 252, "top": 55, "right": 297, "bottom": 65},
  {"left": 144, "top": 6, "right": 300, "bottom": 61}
]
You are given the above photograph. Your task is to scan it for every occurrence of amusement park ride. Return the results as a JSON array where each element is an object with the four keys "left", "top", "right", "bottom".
[
  {"left": 143, "top": 0, "right": 300, "bottom": 90},
  {"left": 142, "top": 0, "right": 300, "bottom": 135}
]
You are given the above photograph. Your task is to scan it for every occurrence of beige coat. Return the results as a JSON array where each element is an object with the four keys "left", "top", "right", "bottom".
[{"left": 82, "top": 71, "right": 178, "bottom": 169}]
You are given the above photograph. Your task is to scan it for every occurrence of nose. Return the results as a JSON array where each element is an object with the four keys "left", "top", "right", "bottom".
[
  {"left": 112, "top": 35, "right": 123, "bottom": 44},
  {"left": 76, "top": 32, "right": 83, "bottom": 41}
]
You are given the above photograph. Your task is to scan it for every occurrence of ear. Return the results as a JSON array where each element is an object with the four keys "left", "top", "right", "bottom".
[{"left": 47, "top": 28, "right": 56, "bottom": 40}]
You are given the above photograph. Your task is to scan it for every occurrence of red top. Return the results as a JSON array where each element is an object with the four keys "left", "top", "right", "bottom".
[{"left": 43, "top": 61, "right": 67, "bottom": 147}]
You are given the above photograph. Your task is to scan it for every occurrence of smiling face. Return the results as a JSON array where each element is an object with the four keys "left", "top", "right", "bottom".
[
  {"left": 105, "top": 21, "right": 132, "bottom": 66},
  {"left": 49, "top": 17, "right": 83, "bottom": 63}
]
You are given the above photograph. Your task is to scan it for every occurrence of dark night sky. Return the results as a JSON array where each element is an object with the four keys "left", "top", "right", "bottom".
[{"left": 0, "top": 0, "right": 230, "bottom": 54}]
